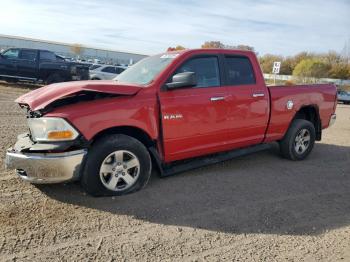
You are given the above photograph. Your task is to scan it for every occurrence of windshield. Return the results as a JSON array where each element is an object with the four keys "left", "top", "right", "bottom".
[{"left": 114, "top": 54, "right": 178, "bottom": 85}]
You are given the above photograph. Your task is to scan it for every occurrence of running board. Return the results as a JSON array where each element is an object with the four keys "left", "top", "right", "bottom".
[{"left": 149, "top": 143, "right": 272, "bottom": 178}]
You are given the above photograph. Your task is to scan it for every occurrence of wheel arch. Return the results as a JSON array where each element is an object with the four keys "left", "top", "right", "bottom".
[
  {"left": 293, "top": 105, "right": 321, "bottom": 141},
  {"left": 90, "top": 125, "right": 156, "bottom": 148}
]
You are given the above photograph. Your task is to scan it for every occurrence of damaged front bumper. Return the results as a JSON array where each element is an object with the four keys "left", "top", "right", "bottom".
[{"left": 5, "top": 133, "right": 87, "bottom": 184}]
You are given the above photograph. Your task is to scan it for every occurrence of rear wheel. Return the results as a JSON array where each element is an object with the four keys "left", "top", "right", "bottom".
[
  {"left": 279, "top": 119, "right": 316, "bottom": 160},
  {"left": 81, "top": 134, "right": 152, "bottom": 196}
]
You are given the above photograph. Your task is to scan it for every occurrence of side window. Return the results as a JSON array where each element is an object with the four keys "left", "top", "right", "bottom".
[
  {"left": 20, "top": 50, "right": 37, "bottom": 61},
  {"left": 175, "top": 56, "right": 220, "bottom": 88},
  {"left": 116, "top": 67, "right": 125, "bottom": 74},
  {"left": 225, "top": 56, "right": 255, "bottom": 85},
  {"left": 40, "top": 51, "right": 56, "bottom": 61},
  {"left": 2, "top": 49, "right": 19, "bottom": 59},
  {"left": 102, "top": 66, "right": 116, "bottom": 73}
]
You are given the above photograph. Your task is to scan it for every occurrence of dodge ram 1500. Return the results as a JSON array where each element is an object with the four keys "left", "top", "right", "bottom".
[{"left": 5, "top": 49, "right": 337, "bottom": 196}]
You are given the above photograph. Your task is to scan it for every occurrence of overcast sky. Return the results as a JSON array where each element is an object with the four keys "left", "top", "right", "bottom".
[{"left": 1, "top": 0, "right": 349, "bottom": 56}]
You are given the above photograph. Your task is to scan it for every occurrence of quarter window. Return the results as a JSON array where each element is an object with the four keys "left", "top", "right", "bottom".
[
  {"left": 175, "top": 56, "right": 220, "bottom": 88},
  {"left": 225, "top": 56, "right": 255, "bottom": 85}
]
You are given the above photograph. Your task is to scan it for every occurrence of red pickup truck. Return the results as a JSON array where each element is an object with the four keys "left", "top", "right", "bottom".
[{"left": 5, "top": 49, "right": 337, "bottom": 196}]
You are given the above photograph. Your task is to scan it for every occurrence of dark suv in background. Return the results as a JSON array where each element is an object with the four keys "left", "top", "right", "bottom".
[{"left": 0, "top": 48, "right": 89, "bottom": 84}]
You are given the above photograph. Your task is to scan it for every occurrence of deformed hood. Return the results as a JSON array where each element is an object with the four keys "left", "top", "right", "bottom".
[{"left": 15, "top": 80, "right": 142, "bottom": 111}]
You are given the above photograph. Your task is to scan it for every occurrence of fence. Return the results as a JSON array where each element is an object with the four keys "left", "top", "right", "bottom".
[{"left": 264, "top": 74, "right": 350, "bottom": 86}]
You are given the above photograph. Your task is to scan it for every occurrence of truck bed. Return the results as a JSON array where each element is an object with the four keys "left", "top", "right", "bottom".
[{"left": 265, "top": 84, "right": 337, "bottom": 142}]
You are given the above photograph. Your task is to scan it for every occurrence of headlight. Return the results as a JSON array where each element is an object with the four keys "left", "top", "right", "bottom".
[{"left": 28, "top": 117, "right": 79, "bottom": 142}]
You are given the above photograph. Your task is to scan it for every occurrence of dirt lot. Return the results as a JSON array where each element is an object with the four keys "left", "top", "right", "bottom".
[{"left": 0, "top": 82, "right": 349, "bottom": 261}]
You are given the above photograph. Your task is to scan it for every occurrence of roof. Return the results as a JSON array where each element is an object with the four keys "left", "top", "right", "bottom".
[
  {"left": 0, "top": 34, "right": 147, "bottom": 56},
  {"left": 166, "top": 48, "right": 255, "bottom": 55}
]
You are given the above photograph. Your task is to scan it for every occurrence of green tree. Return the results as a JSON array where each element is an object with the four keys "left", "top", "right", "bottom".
[
  {"left": 329, "top": 63, "right": 350, "bottom": 79},
  {"left": 293, "top": 59, "right": 331, "bottom": 79}
]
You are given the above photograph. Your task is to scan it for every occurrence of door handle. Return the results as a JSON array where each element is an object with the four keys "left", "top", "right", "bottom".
[
  {"left": 252, "top": 93, "right": 265, "bottom": 98},
  {"left": 210, "top": 96, "right": 225, "bottom": 101}
]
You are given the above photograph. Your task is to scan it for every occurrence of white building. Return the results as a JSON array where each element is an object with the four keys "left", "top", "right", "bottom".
[{"left": 0, "top": 34, "right": 147, "bottom": 65}]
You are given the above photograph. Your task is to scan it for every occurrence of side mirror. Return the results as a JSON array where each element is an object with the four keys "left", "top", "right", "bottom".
[{"left": 166, "top": 72, "right": 197, "bottom": 89}]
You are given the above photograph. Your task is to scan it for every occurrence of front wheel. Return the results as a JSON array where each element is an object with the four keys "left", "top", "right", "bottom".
[
  {"left": 279, "top": 119, "right": 316, "bottom": 160},
  {"left": 81, "top": 134, "right": 152, "bottom": 196}
]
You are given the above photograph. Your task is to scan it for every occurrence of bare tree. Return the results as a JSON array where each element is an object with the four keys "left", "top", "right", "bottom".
[{"left": 70, "top": 43, "right": 84, "bottom": 57}]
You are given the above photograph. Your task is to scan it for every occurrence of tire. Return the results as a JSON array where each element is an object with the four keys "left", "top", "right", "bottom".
[
  {"left": 46, "top": 73, "right": 64, "bottom": 84},
  {"left": 81, "top": 134, "right": 152, "bottom": 196},
  {"left": 91, "top": 77, "right": 101, "bottom": 80},
  {"left": 5, "top": 78, "right": 18, "bottom": 83},
  {"left": 279, "top": 119, "right": 316, "bottom": 161}
]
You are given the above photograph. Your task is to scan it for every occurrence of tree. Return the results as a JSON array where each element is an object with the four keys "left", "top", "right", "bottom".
[
  {"left": 70, "top": 43, "right": 84, "bottom": 56},
  {"left": 201, "top": 41, "right": 255, "bottom": 52},
  {"left": 259, "top": 54, "right": 283, "bottom": 74},
  {"left": 280, "top": 57, "right": 294, "bottom": 75},
  {"left": 329, "top": 63, "right": 350, "bottom": 79},
  {"left": 201, "top": 41, "right": 225, "bottom": 49},
  {"left": 167, "top": 45, "right": 186, "bottom": 51},
  {"left": 293, "top": 59, "right": 331, "bottom": 79},
  {"left": 232, "top": 45, "right": 255, "bottom": 51}
]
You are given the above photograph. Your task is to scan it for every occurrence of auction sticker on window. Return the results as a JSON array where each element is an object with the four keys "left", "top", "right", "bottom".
[{"left": 160, "top": 54, "right": 179, "bottom": 59}]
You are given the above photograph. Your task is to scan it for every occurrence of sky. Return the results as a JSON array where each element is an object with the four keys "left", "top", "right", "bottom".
[{"left": 0, "top": 0, "right": 349, "bottom": 56}]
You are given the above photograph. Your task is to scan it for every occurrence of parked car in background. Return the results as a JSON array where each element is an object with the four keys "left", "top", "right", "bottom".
[
  {"left": 89, "top": 65, "right": 126, "bottom": 80},
  {"left": 337, "top": 90, "right": 350, "bottom": 104},
  {"left": 0, "top": 48, "right": 89, "bottom": 84}
]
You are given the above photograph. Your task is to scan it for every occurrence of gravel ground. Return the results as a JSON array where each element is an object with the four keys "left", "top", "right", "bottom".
[{"left": 0, "top": 82, "right": 349, "bottom": 261}]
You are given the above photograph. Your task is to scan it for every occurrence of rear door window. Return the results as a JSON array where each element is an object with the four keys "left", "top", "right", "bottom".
[
  {"left": 116, "top": 67, "right": 125, "bottom": 74},
  {"left": 102, "top": 66, "right": 116, "bottom": 73},
  {"left": 20, "top": 50, "right": 37, "bottom": 61},
  {"left": 225, "top": 56, "right": 255, "bottom": 85}
]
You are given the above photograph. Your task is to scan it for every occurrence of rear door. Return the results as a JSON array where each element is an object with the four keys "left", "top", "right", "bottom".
[
  {"left": 222, "top": 55, "right": 269, "bottom": 147},
  {"left": 17, "top": 49, "right": 38, "bottom": 79},
  {"left": 159, "top": 55, "right": 231, "bottom": 162}
]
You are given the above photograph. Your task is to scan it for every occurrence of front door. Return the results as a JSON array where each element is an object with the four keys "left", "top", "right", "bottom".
[
  {"left": 0, "top": 48, "right": 20, "bottom": 77},
  {"left": 159, "top": 55, "right": 231, "bottom": 162}
]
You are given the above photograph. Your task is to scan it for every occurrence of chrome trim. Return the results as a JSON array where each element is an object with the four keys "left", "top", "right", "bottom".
[
  {"left": 210, "top": 96, "right": 225, "bottom": 101},
  {"left": 5, "top": 149, "right": 87, "bottom": 184},
  {"left": 329, "top": 114, "right": 336, "bottom": 127},
  {"left": 0, "top": 74, "right": 37, "bottom": 81},
  {"left": 252, "top": 93, "right": 265, "bottom": 97}
]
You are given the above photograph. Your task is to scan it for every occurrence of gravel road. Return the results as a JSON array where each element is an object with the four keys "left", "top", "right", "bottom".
[{"left": 0, "top": 82, "right": 349, "bottom": 261}]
